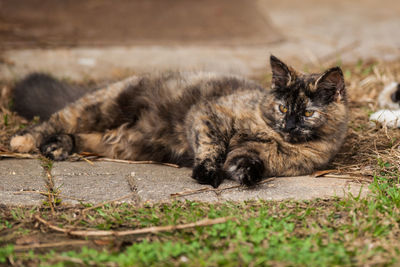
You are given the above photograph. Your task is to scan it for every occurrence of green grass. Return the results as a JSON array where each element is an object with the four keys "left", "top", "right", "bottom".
[{"left": 1, "top": 166, "right": 400, "bottom": 266}]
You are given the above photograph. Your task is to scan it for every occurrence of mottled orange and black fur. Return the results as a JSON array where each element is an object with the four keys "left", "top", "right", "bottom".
[{"left": 10, "top": 56, "right": 348, "bottom": 188}]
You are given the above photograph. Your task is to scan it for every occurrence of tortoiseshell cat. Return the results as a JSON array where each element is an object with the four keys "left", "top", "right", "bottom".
[{"left": 10, "top": 56, "right": 348, "bottom": 188}]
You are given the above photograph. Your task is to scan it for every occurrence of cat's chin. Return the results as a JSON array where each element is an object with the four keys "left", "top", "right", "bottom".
[{"left": 280, "top": 132, "right": 309, "bottom": 144}]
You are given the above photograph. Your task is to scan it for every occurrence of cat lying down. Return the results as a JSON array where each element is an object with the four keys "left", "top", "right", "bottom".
[
  {"left": 370, "top": 82, "right": 400, "bottom": 127},
  {"left": 10, "top": 56, "right": 349, "bottom": 188}
]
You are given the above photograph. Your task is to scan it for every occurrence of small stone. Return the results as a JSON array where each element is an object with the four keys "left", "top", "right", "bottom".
[{"left": 180, "top": 256, "right": 189, "bottom": 263}]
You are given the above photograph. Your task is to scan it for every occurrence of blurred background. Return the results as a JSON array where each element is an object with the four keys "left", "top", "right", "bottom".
[{"left": 0, "top": 0, "right": 399, "bottom": 80}]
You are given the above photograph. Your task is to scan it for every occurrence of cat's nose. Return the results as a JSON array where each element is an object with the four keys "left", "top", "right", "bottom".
[{"left": 284, "top": 116, "right": 296, "bottom": 132}]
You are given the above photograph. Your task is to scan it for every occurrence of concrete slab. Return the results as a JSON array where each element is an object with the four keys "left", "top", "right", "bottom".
[
  {"left": 0, "top": 159, "right": 367, "bottom": 205},
  {"left": 52, "top": 161, "right": 136, "bottom": 205},
  {"left": 130, "top": 165, "right": 367, "bottom": 203},
  {"left": 0, "top": 159, "right": 46, "bottom": 205}
]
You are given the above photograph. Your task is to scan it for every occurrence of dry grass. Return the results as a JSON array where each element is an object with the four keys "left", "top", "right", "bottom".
[
  {"left": 1, "top": 60, "right": 400, "bottom": 181},
  {"left": 330, "top": 60, "right": 400, "bottom": 179},
  {"left": 0, "top": 83, "right": 25, "bottom": 151}
]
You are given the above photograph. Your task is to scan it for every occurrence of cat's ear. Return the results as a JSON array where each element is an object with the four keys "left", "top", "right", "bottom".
[
  {"left": 314, "top": 67, "right": 345, "bottom": 103},
  {"left": 270, "top": 55, "right": 293, "bottom": 89}
]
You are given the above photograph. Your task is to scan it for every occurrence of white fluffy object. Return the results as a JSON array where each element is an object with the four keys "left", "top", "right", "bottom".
[
  {"left": 370, "top": 109, "right": 400, "bottom": 128},
  {"left": 370, "top": 82, "right": 400, "bottom": 128}
]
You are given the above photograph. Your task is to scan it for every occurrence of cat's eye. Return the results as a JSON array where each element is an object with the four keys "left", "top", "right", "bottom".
[
  {"left": 304, "top": 110, "right": 315, "bottom": 117},
  {"left": 279, "top": 104, "right": 288, "bottom": 113}
]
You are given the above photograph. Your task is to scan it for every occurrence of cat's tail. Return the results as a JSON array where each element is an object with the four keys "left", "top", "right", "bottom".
[{"left": 12, "top": 73, "right": 88, "bottom": 121}]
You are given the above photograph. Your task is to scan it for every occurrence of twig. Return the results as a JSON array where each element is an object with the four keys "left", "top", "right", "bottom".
[
  {"left": 68, "top": 152, "right": 96, "bottom": 165},
  {"left": 94, "top": 157, "right": 180, "bottom": 168},
  {"left": 313, "top": 168, "right": 371, "bottom": 183},
  {"left": 13, "top": 240, "right": 89, "bottom": 251},
  {"left": 320, "top": 174, "right": 371, "bottom": 183},
  {"left": 81, "top": 157, "right": 95, "bottom": 165},
  {"left": 312, "top": 170, "right": 337, "bottom": 178},
  {"left": 13, "top": 190, "right": 85, "bottom": 202},
  {"left": 0, "top": 152, "right": 38, "bottom": 159},
  {"left": 34, "top": 215, "right": 230, "bottom": 237},
  {"left": 322, "top": 174, "right": 363, "bottom": 179},
  {"left": 170, "top": 178, "right": 276, "bottom": 198},
  {"left": 171, "top": 187, "right": 210, "bottom": 197},
  {"left": 35, "top": 215, "right": 71, "bottom": 233}
]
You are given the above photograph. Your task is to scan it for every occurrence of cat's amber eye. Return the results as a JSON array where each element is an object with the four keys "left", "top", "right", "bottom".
[
  {"left": 304, "top": 110, "right": 315, "bottom": 117},
  {"left": 279, "top": 104, "right": 288, "bottom": 113}
]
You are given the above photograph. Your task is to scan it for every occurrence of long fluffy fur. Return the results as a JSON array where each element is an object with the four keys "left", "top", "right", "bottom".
[
  {"left": 12, "top": 73, "right": 88, "bottom": 120},
  {"left": 10, "top": 56, "right": 349, "bottom": 188}
]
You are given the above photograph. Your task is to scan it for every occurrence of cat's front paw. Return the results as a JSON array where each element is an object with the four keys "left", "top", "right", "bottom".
[
  {"left": 10, "top": 131, "right": 36, "bottom": 153},
  {"left": 226, "top": 156, "right": 264, "bottom": 186},
  {"left": 39, "top": 134, "right": 75, "bottom": 160},
  {"left": 192, "top": 159, "right": 225, "bottom": 188}
]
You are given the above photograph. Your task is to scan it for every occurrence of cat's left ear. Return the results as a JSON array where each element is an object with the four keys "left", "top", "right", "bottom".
[
  {"left": 270, "top": 55, "right": 293, "bottom": 89},
  {"left": 315, "top": 67, "right": 346, "bottom": 103}
]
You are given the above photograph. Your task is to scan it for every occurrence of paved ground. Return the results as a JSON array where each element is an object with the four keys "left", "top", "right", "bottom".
[
  {"left": 0, "top": 0, "right": 394, "bottom": 205},
  {"left": 0, "top": 159, "right": 367, "bottom": 205}
]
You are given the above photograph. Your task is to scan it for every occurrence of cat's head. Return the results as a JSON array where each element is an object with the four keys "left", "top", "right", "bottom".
[{"left": 264, "top": 55, "right": 347, "bottom": 143}]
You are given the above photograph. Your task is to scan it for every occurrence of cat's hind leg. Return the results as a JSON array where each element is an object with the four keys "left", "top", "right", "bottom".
[
  {"left": 10, "top": 77, "right": 139, "bottom": 155},
  {"left": 39, "top": 124, "right": 146, "bottom": 160}
]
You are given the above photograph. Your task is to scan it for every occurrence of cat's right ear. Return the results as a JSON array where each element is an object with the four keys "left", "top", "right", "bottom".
[
  {"left": 315, "top": 67, "right": 345, "bottom": 102},
  {"left": 270, "top": 55, "right": 292, "bottom": 89}
]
